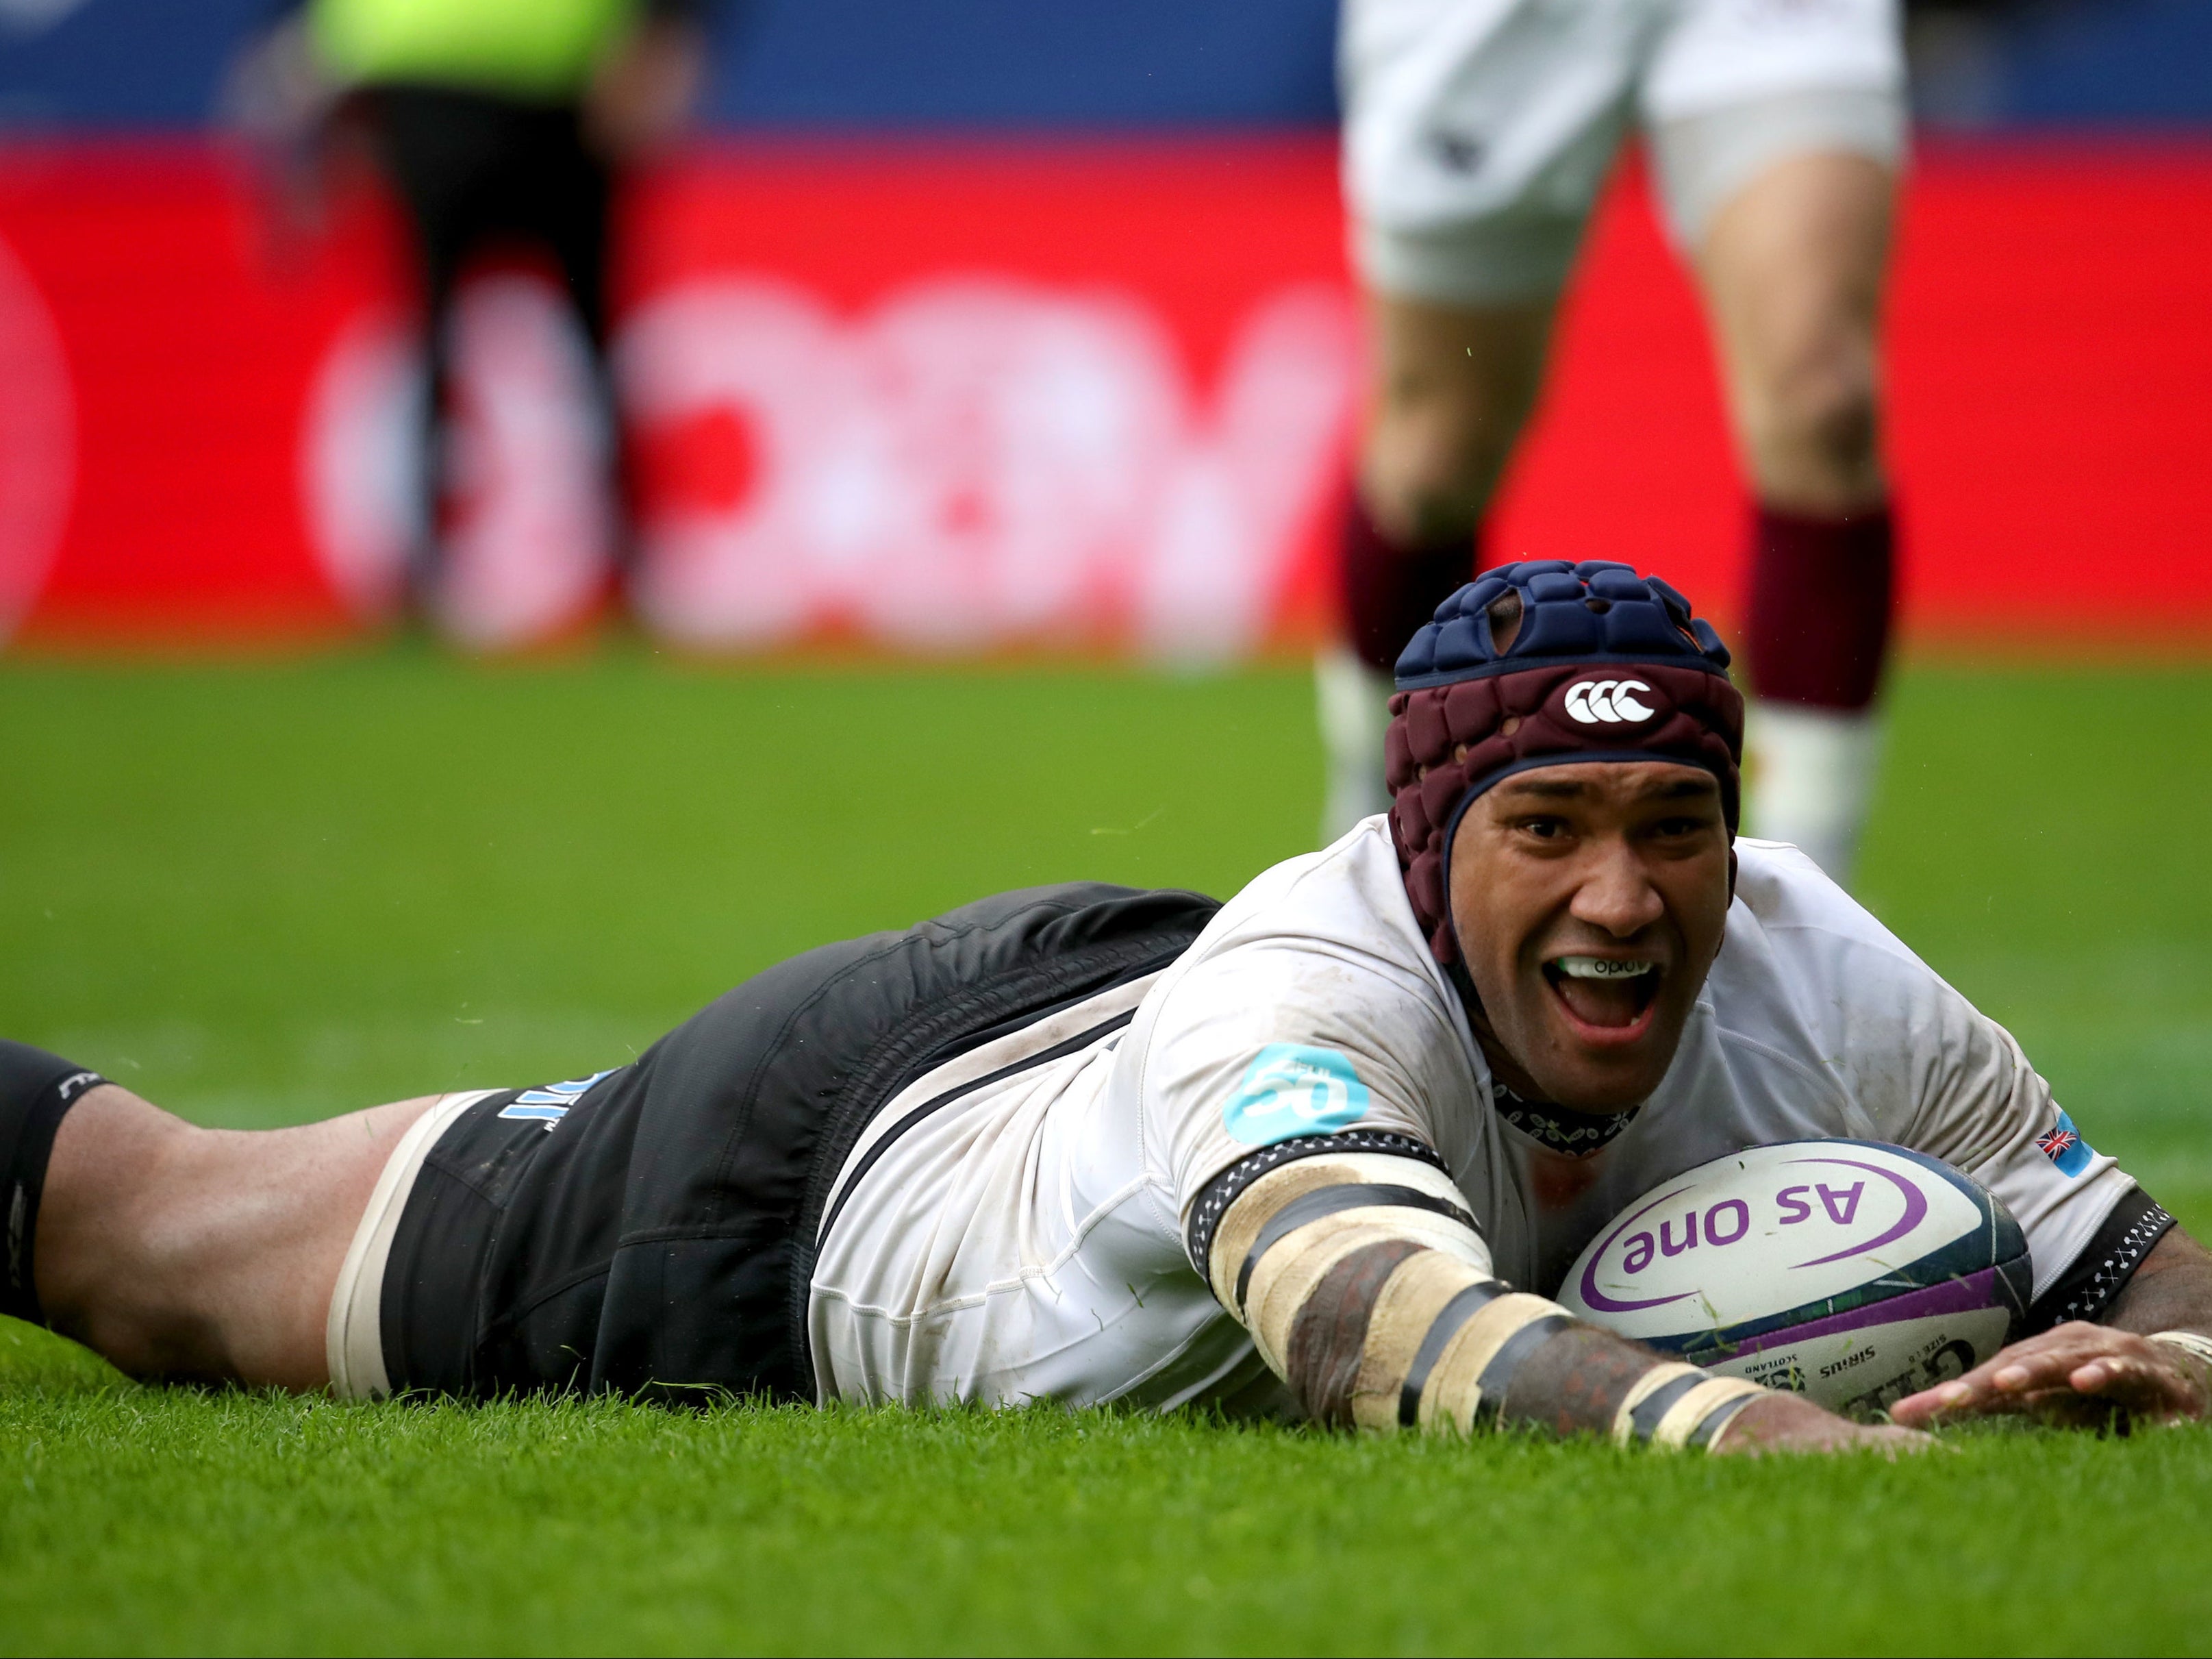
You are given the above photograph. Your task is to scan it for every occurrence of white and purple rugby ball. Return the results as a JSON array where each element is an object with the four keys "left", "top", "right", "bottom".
[{"left": 1558, "top": 1140, "right": 2031, "bottom": 1416}]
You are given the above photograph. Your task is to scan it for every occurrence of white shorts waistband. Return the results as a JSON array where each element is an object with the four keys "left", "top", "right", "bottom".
[{"left": 325, "top": 1089, "right": 502, "bottom": 1400}]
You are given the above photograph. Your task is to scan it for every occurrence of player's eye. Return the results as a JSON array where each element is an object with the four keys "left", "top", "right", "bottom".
[
  {"left": 1517, "top": 815, "right": 1571, "bottom": 840},
  {"left": 1640, "top": 803, "right": 1722, "bottom": 842}
]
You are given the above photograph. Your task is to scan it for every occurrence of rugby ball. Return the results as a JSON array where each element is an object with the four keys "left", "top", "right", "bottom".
[{"left": 1558, "top": 1140, "right": 2031, "bottom": 1417}]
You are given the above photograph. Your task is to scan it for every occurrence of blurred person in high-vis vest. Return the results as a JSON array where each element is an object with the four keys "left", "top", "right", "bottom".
[{"left": 245, "top": 0, "right": 714, "bottom": 621}]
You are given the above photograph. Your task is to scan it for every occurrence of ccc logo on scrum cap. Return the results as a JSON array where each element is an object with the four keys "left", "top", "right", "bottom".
[{"left": 1564, "top": 679, "right": 1656, "bottom": 725}]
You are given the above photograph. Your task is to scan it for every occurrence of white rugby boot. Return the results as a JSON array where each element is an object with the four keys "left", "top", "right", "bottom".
[
  {"left": 1316, "top": 644, "right": 1396, "bottom": 845},
  {"left": 1744, "top": 700, "right": 1884, "bottom": 888}
]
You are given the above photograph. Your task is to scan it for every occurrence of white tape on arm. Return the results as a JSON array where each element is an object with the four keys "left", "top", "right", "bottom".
[
  {"left": 2148, "top": 1330, "right": 2212, "bottom": 1373},
  {"left": 1198, "top": 1148, "right": 1772, "bottom": 1447}
]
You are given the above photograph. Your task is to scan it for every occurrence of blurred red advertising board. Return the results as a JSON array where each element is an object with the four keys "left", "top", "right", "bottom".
[{"left": 0, "top": 136, "right": 2207, "bottom": 656}]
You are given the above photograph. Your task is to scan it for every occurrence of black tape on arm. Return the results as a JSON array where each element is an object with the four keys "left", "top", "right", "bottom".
[{"left": 1184, "top": 1130, "right": 1448, "bottom": 1284}]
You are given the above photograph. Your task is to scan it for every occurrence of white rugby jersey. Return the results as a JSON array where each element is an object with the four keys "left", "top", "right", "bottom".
[{"left": 806, "top": 819, "right": 2136, "bottom": 1412}]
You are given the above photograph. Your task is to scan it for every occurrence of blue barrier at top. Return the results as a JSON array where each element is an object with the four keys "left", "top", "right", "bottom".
[
  {"left": 712, "top": 0, "right": 1340, "bottom": 127},
  {"left": 1977, "top": 0, "right": 2212, "bottom": 127},
  {"left": 0, "top": 0, "right": 2205, "bottom": 132}
]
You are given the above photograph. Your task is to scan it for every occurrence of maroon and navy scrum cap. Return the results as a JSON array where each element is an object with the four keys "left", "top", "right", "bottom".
[{"left": 1385, "top": 560, "right": 1744, "bottom": 967}]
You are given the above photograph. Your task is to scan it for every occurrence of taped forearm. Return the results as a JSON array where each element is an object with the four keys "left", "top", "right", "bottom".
[{"left": 1193, "top": 1144, "right": 1765, "bottom": 1448}]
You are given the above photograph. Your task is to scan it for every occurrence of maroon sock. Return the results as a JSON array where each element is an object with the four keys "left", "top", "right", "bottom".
[
  {"left": 1744, "top": 502, "right": 1896, "bottom": 710},
  {"left": 1341, "top": 493, "right": 1479, "bottom": 676}
]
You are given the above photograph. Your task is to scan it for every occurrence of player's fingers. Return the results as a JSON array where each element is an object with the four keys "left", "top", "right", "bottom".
[
  {"left": 1998, "top": 1354, "right": 2197, "bottom": 1429},
  {"left": 1889, "top": 1377, "right": 2028, "bottom": 1425},
  {"left": 2062, "top": 1354, "right": 2198, "bottom": 1417},
  {"left": 1915, "top": 1355, "right": 2063, "bottom": 1410},
  {"left": 1891, "top": 1341, "right": 2102, "bottom": 1423},
  {"left": 2068, "top": 1358, "right": 2122, "bottom": 1393},
  {"left": 1889, "top": 1325, "right": 2173, "bottom": 1426},
  {"left": 1885, "top": 1324, "right": 2200, "bottom": 1430},
  {"left": 1986, "top": 1330, "right": 2155, "bottom": 1392}
]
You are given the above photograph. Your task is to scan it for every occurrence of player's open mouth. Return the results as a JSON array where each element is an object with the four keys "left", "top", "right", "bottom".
[{"left": 1542, "top": 955, "right": 1661, "bottom": 1038}]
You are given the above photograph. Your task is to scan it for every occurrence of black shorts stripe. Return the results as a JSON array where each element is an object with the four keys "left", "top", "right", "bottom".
[
  {"left": 815, "top": 1009, "right": 1137, "bottom": 1248},
  {"left": 1232, "top": 1183, "right": 1477, "bottom": 1312}
]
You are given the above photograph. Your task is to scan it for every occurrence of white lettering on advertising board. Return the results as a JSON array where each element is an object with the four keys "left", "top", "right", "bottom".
[{"left": 303, "top": 273, "right": 1355, "bottom": 657}]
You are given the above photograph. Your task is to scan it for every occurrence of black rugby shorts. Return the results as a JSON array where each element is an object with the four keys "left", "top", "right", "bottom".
[{"left": 376, "top": 884, "right": 1217, "bottom": 1404}]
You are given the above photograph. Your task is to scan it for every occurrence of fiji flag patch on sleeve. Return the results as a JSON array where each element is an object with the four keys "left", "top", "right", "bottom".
[
  {"left": 2037, "top": 1109, "right": 2095, "bottom": 1177},
  {"left": 1223, "top": 1044, "right": 1371, "bottom": 1147}
]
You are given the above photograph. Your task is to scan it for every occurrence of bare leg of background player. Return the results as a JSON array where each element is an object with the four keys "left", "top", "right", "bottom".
[
  {"left": 1322, "top": 151, "right": 1898, "bottom": 881},
  {"left": 1319, "top": 293, "right": 1554, "bottom": 838},
  {"left": 32, "top": 1084, "right": 438, "bottom": 1389},
  {"left": 1696, "top": 150, "right": 1896, "bottom": 883}
]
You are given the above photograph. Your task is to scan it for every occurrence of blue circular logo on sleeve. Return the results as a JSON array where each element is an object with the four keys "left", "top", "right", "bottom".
[{"left": 1223, "top": 1044, "right": 1372, "bottom": 1146}]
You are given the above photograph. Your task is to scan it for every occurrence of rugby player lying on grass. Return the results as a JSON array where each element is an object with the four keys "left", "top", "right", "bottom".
[{"left": 7, "top": 562, "right": 2209, "bottom": 1452}]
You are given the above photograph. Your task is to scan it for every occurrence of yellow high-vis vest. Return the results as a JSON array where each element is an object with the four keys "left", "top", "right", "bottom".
[{"left": 312, "top": 0, "right": 643, "bottom": 103}]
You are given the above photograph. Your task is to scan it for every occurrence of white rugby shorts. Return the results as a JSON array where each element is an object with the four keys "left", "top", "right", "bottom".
[{"left": 1341, "top": 0, "right": 1908, "bottom": 304}]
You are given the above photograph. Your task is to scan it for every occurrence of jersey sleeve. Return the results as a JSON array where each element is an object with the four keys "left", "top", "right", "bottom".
[
  {"left": 1897, "top": 983, "right": 2145, "bottom": 1312},
  {"left": 1132, "top": 925, "right": 1481, "bottom": 1238},
  {"left": 1738, "top": 845, "right": 2150, "bottom": 1315},
  {"left": 1807, "top": 928, "right": 2142, "bottom": 1309}
]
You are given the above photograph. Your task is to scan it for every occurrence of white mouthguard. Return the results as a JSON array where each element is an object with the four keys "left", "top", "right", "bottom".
[{"left": 1555, "top": 956, "right": 1656, "bottom": 980}]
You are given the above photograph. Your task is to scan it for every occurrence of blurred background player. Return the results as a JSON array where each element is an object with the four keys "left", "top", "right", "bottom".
[
  {"left": 1321, "top": 0, "right": 1905, "bottom": 885},
  {"left": 234, "top": 0, "right": 716, "bottom": 622}
]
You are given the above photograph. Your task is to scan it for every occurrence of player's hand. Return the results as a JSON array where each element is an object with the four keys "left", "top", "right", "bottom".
[
  {"left": 1707, "top": 1390, "right": 1934, "bottom": 1457},
  {"left": 1889, "top": 1321, "right": 2211, "bottom": 1430}
]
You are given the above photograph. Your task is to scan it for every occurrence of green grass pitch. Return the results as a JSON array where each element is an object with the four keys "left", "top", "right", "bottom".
[{"left": 3, "top": 651, "right": 2210, "bottom": 1656}]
